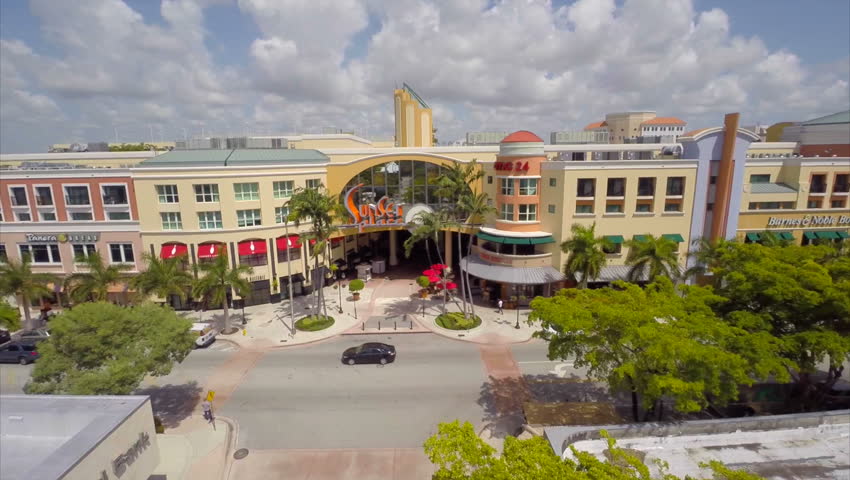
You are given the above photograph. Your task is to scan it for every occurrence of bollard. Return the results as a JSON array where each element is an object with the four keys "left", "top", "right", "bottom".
[
  {"left": 394, "top": 321, "right": 397, "bottom": 330},
  {"left": 362, "top": 322, "right": 365, "bottom": 331},
  {"left": 410, "top": 320, "right": 413, "bottom": 330},
  {"left": 378, "top": 321, "right": 381, "bottom": 330}
]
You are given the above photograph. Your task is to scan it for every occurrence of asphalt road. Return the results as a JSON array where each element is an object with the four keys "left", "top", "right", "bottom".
[
  {"left": 0, "top": 363, "right": 33, "bottom": 395},
  {"left": 220, "top": 334, "right": 491, "bottom": 450}
]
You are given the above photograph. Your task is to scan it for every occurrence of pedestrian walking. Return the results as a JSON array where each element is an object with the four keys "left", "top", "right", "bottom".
[
  {"left": 497, "top": 298, "right": 503, "bottom": 314},
  {"left": 201, "top": 400, "right": 214, "bottom": 423}
]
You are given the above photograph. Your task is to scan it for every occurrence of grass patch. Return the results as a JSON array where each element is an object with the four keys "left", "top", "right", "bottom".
[
  {"left": 435, "top": 312, "right": 481, "bottom": 330},
  {"left": 295, "top": 315, "right": 335, "bottom": 332}
]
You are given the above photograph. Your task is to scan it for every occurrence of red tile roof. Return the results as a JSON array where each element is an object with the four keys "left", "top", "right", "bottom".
[
  {"left": 641, "top": 117, "right": 686, "bottom": 126},
  {"left": 501, "top": 130, "right": 543, "bottom": 143},
  {"left": 583, "top": 121, "right": 607, "bottom": 130}
]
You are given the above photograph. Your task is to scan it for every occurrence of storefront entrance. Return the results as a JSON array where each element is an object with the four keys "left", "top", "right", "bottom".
[{"left": 242, "top": 280, "right": 271, "bottom": 306}]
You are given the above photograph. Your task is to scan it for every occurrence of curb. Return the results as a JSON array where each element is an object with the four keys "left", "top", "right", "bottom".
[
  {"left": 342, "top": 329, "right": 431, "bottom": 335},
  {"left": 216, "top": 415, "right": 239, "bottom": 480}
]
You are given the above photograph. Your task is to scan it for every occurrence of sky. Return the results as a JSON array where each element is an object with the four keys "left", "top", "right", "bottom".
[{"left": 1, "top": 0, "right": 848, "bottom": 153}]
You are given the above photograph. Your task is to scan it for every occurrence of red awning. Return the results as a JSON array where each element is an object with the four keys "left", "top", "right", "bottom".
[
  {"left": 160, "top": 243, "right": 188, "bottom": 259},
  {"left": 197, "top": 243, "right": 223, "bottom": 259},
  {"left": 237, "top": 240, "right": 267, "bottom": 256},
  {"left": 276, "top": 235, "right": 302, "bottom": 250}
]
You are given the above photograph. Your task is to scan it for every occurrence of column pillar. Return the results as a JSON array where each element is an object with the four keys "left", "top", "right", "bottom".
[
  {"left": 444, "top": 230, "right": 453, "bottom": 266},
  {"left": 389, "top": 229, "right": 399, "bottom": 266}
]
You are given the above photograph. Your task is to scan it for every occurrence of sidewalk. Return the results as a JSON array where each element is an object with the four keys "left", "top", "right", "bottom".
[{"left": 151, "top": 415, "right": 233, "bottom": 480}]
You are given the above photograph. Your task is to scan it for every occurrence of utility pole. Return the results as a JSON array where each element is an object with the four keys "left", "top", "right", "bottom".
[{"left": 284, "top": 202, "right": 296, "bottom": 336}]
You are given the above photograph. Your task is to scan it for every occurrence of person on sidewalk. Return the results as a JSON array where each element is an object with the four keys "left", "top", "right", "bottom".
[
  {"left": 497, "top": 298, "right": 503, "bottom": 314},
  {"left": 202, "top": 400, "right": 214, "bottom": 423}
]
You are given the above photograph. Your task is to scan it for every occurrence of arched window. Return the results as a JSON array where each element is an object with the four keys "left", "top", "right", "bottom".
[{"left": 341, "top": 160, "right": 449, "bottom": 209}]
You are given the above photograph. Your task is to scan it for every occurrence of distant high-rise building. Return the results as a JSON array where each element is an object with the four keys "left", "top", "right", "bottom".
[
  {"left": 583, "top": 112, "right": 686, "bottom": 143},
  {"left": 550, "top": 130, "right": 609, "bottom": 144},
  {"left": 466, "top": 132, "right": 507, "bottom": 145},
  {"left": 394, "top": 83, "right": 433, "bottom": 147}
]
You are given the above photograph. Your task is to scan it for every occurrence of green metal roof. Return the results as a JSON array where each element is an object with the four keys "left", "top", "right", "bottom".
[
  {"left": 802, "top": 110, "right": 850, "bottom": 126},
  {"left": 604, "top": 235, "right": 624, "bottom": 244},
  {"left": 138, "top": 148, "right": 328, "bottom": 168},
  {"left": 662, "top": 233, "right": 685, "bottom": 243}
]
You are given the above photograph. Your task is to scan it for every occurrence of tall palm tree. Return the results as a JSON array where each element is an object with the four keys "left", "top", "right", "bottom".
[
  {"left": 404, "top": 209, "right": 454, "bottom": 313},
  {"left": 193, "top": 251, "right": 252, "bottom": 333},
  {"left": 683, "top": 237, "right": 735, "bottom": 287},
  {"left": 131, "top": 253, "right": 193, "bottom": 304},
  {"left": 63, "top": 252, "right": 132, "bottom": 304},
  {"left": 561, "top": 223, "right": 611, "bottom": 289},
  {"left": 288, "top": 185, "right": 345, "bottom": 320},
  {"left": 0, "top": 255, "right": 56, "bottom": 329},
  {"left": 459, "top": 191, "right": 495, "bottom": 319},
  {"left": 625, "top": 234, "right": 681, "bottom": 283}
]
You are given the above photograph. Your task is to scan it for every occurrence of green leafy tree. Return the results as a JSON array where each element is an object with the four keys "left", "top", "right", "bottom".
[
  {"left": 25, "top": 302, "right": 194, "bottom": 395},
  {"left": 193, "top": 252, "right": 252, "bottom": 333},
  {"left": 63, "top": 252, "right": 131, "bottom": 304},
  {"left": 625, "top": 235, "right": 681, "bottom": 283},
  {"left": 0, "top": 255, "right": 56, "bottom": 329},
  {"left": 0, "top": 300, "right": 22, "bottom": 331},
  {"left": 288, "top": 185, "right": 346, "bottom": 321},
  {"left": 424, "top": 420, "right": 765, "bottom": 480},
  {"left": 529, "top": 278, "right": 790, "bottom": 421},
  {"left": 561, "top": 223, "right": 611, "bottom": 288},
  {"left": 405, "top": 209, "right": 455, "bottom": 313},
  {"left": 683, "top": 238, "right": 737, "bottom": 287},
  {"left": 131, "top": 253, "right": 193, "bottom": 303},
  {"left": 459, "top": 191, "right": 495, "bottom": 320}
]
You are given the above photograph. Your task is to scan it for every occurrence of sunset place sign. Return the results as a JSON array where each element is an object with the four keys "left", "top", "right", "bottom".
[
  {"left": 344, "top": 183, "right": 405, "bottom": 230},
  {"left": 767, "top": 215, "right": 850, "bottom": 228}
]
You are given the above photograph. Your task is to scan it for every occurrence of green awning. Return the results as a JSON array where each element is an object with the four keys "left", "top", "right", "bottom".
[
  {"left": 477, "top": 232, "right": 506, "bottom": 244},
  {"left": 815, "top": 231, "right": 840, "bottom": 240},
  {"left": 604, "top": 235, "right": 625, "bottom": 244},
  {"left": 633, "top": 235, "right": 650, "bottom": 242},
  {"left": 838, "top": 231, "right": 850, "bottom": 239},
  {"left": 746, "top": 233, "right": 761, "bottom": 242},
  {"left": 662, "top": 233, "right": 685, "bottom": 243},
  {"left": 504, "top": 237, "right": 530, "bottom": 245},
  {"left": 778, "top": 232, "right": 795, "bottom": 240},
  {"left": 803, "top": 232, "right": 818, "bottom": 240},
  {"left": 529, "top": 236, "right": 556, "bottom": 245}
]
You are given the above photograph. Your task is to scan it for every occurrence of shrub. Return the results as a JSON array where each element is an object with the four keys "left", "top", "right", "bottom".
[
  {"left": 294, "top": 315, "right": 335, "bottom": 332},
  {"left": 436, "top": 312, "right": 481, "bottom": 330},
  {"left": 416, "top": 275, "right": 431, "bottom": 289},
  {"left": 348, "top": 279, "right": 365, "bottom": 293}
]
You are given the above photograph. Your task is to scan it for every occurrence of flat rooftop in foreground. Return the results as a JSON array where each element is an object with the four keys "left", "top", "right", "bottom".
[
  {"left": 0, "top": 395, "right": 150, "bottom": 480},
  {"left": 547, "top": 410, "right": 850, "bottom": 480}
]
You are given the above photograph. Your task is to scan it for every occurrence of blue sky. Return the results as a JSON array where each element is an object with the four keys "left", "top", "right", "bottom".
[{"left": 1, "top": 0, "right": 848, "bottom": 152}]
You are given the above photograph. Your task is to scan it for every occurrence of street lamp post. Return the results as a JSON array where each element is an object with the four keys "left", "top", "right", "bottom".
[
  {"left": 515, "top": 305, "right": 520, "bottom": 329},
  {"left": 284, "top": 204, "right": 296, "bottom": 337}
]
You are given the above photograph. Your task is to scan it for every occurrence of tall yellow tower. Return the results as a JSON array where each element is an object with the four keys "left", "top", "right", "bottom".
[{"left": 394, "top": 83, "right": 433, "bottom": 147}]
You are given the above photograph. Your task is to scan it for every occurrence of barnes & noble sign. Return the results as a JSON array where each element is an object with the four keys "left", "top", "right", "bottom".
[{"left": 767, "top": 215, "right": 850, "bottom": 228}]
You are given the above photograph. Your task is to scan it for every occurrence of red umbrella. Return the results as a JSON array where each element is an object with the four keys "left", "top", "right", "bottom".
[{"left": 422, "top": 269, "right": 437, "bottom": 277}]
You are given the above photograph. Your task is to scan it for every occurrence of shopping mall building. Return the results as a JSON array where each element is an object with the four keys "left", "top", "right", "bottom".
[{"left": 1, "top": 100, "right": 847, "bottom": 309}]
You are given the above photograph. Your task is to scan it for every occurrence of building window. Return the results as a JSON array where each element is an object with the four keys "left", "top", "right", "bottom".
[
  {"left": 487, "top": 176, "right": 493, "bottom": 185},
  {"left": 72, "top": 244, "right": 97, "bottom": 261},
  {"left": 0, "top": 244, "right": 6, "bottom": 263},
  {"left": 101, "top": 185, "right": 128, "bottom": 205},
  {"left": 499, "top": 203, "right": 514, "bottom": 221},
  {"left": 10, "top": 186, "right": 28, "bottom": 206},
  {"left": 35, "top": 186, "right": 53, "bottom": 206},
  {"left": 237, "top": 209, "right": 262, "bottom": 227},
  {"left": 160, "top": 212, "right": 183, "bottom": 230},
  {"left": 750, "top": 174, "right": 771, "bottom": 184},
  {"left": 500, "top": 178, "right": 514, "bottom": 195},
  {"left": 20, "top": 244, "right": 61, "bottom": 263},
  {"left": 605, "top": 203, "right": 623, "bottom": 213},
  {"left": 831, "top": 199, "right": 846, "bottom": 208},
  {"left": 807, "top": 199, "right": 821, "bottom": 209},
  {"left": 710, "top": 176, "right": 717, "bottom": 185},
  {"left": 666, "top": 177, "right": 684, "bottom": 196},
  {"left": 636, "top": 203, "right": 652, "bottom": 213},
  {"left": 664, "top": 200, "right": 682, "bottom": 212},
  {"left": 306, "top": 179, "right": 322, "bottom": 190},
  {"left": 518, "top": 204, "right": 537, "bottom": 221},
  {"left": 637, "top": 178, "right": 655, "bottom": 196},
  {"left": 16, "top": 212, "right": 32, "bottom": 222},
  {"left": 548, "top": 204, "right": 556, "bottom": 214},
  {"left": 69, "top": 211, "right": 92, "bottom": 221},
  {"left": 519, "top": 178, "right": 538, "bottom": 196},
  {"left": 157, "top": 185, "right": 179, "bottom": 203},
  {"left": 109, "top": 244, "right": 134, "bottom": 264},
  {"left": 575, "top": 204, "right": 593, "bottom": 214},
  {"left": 240, "top": 252, "right": 268, "bottom": 267},
  {"left": 198, "top": 211, "right": 223, "bottom": 230},
  {"left": 107, "top": 211, "right": 131, "bottom": 221},
  {"left": 833, "top": 174, "right": 849, "bottom": 193},
  {"left": 810, "top": 174, "right": 826, "bottom": 193},
  {"left": 39, "top": 211, "right": 56, "bottom": 221},
  {"left": 607, "top": 178, "right": 625, "bottom": 197},
  {"left": 707, "top": 203, "right": 714, "bottom": 211},
  {"left": 549, "top": 178, "right": 556, "bottom": 187},
  {"left": 234, "top": 183, "right": 260, "bottom": 201},
  {"left": 64, "top": 186, "right": 91, "bottom": 205},
  {"left": 273, "top": 181, "right": 294, "bottom": 198},
  {"left": 275, "top": 206, "right": 292, "bottom": 224},
  {"left": 602, "top": 243, "right": 622, "bottom": 255},
  {"left": 194, "top": 184, "right": 220, "bottom": 202},
  {"left": 577, "top": 179, "right": 595, "bottom": 197},
  {"left": 277, "top": 242, "right": 302, "bottom": 261}
]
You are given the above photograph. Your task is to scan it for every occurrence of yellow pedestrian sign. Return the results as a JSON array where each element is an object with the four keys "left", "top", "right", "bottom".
[{"left": 205, "top": 390, "right": 215, "bottom": 402}]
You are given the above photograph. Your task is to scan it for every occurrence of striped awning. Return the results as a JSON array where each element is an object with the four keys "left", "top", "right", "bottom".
[
  {"left": 461, "top": 255, "right": 565, "bottom": 285},
  {"left": 477, "top": 232, "right": 555, "bottom": 245}
]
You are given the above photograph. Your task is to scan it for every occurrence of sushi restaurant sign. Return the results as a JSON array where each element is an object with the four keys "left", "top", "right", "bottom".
[{"left": 767, "top": 215, "right": 850, "bottom": 228}]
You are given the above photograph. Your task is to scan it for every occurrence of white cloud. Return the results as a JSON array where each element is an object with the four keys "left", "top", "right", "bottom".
[{"left": 1, "top": 0, "right": 848, "bottom": 152}]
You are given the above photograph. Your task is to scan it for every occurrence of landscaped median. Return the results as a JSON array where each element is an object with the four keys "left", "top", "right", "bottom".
[
  {"left": 435, "top": 312, "right": 481, "bottom": 330},
  {"left": 294, "top": 315, "right": 335, "bottom": 332}
]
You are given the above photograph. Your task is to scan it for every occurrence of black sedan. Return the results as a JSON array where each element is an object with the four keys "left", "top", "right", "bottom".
[{"left": 341, "top": 342, "right": 396, "bottom": 365}]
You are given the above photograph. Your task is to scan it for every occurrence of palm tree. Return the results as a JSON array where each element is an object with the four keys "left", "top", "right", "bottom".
[
  {"left": 404, "top": 209, "right": 454, "bottom": 313},
  {"left": 193, "top": 251, "right": 252, "bottom": 333},
  {"left": 0, "top": 255, "right": 56, "bottom": 329},
  {"left": 683, "top": 237, "right": 735, "bottom": 287},
  {"left": 63, "top": 252, "right": 132, "bottom": 304},
  {"left": 561, "top": 223, "right": 611, "bottom": 289},
  {"left": 459, "top": 191, "right": 495, "bottom": 319},
  {"left": 288, "top": 185, "right": 345, "bottom": 320},
  {"left": 131, "top": 253, "right": 193, "bottom": 304},
  {"left": 625, "top": 234, "right": 681, "bottom": 283}
]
